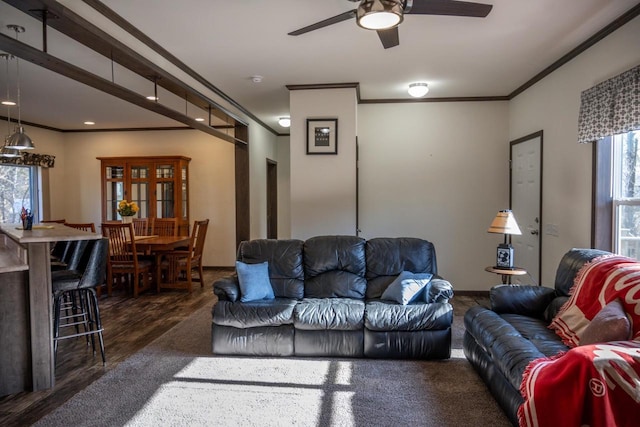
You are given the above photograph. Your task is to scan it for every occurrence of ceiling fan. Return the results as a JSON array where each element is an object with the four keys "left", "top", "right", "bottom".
[{"left": 288, "top": 0, "right": 493, "bottom": 49}]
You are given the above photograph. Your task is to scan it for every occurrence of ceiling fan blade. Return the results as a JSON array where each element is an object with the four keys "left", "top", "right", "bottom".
[
  {"left": 377, "top": 27, "right": 399, "bottom": 49},
  {"left": 407, "top": 0, "right": 493, "bottom": 18},
  {"left": 288, "top": 10, "right": 357, "bottom": 36}
]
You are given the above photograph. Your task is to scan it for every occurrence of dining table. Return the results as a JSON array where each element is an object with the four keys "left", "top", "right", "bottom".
[{"left": 132, "top": 235, "right": 191, "bottom": 292}]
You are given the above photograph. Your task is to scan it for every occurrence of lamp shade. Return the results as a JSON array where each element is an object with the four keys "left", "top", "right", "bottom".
[
  {"left": 356, "top": 0, "right": 404, "bottom": 30},
  {"left": 488, "top": 210, "right": 522, "bottom": 235},
  {"left": 7, "top": 126, "right": 34, "bottom": 150}
]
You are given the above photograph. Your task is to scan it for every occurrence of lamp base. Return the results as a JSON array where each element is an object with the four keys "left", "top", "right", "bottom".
[{"left": 496, "top": 243, "right": 514, "bottom": 268}]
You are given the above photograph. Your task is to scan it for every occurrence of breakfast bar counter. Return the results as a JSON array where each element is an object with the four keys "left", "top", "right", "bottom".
[{"left": 0, "top": 223, "right": 100, "bottom": 396}]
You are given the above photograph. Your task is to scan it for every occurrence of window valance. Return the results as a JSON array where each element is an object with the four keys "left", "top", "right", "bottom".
[
  {"left": 577, "top": 64, "right": 640, "bottom": 144},
  {"left": 0, "top": 152, "right": 55, "bottom": 167}
]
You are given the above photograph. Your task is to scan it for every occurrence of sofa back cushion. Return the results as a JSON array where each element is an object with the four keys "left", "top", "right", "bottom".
[
  {"left": 304, "top": 235, "right": 367, "bottom": 298},
  {"left": 554, "top": 248, "right": 612, "bottom": 296},
  {"left": 365, "top": 237, "right": 438, "bottom": 299},
  {"left": 237, "top": 239, "right": 305, "bottom": 299}
]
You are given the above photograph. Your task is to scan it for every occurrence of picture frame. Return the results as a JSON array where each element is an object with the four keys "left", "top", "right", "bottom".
[{"left": 306, "top": 118, "right": 338, "bottom": 155}]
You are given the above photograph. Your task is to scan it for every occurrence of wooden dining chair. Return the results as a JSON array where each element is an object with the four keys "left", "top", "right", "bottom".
[
  {"left": 159, "top": 219, "right": 209, "bottom": 292},
  {"left": 101, "top": 222, "right": 152, "bottom": 298},
  {"left": 65, "top": 222, "right": 96, "bottom": 233},
  {"left": 132, "top": 218, "right": 150, "bottom": 236},
  {"left": 152, "top": 218, "right": 177, "bottom": 236}
]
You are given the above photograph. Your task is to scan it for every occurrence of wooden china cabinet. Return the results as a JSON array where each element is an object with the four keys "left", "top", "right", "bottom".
[{"left": 98, "top": 156, "right": 191, "bottom": 235}]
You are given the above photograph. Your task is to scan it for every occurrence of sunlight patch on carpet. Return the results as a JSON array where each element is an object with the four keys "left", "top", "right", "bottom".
[{"left": 125, "top": 357, "right": 357, "bottom": 426}]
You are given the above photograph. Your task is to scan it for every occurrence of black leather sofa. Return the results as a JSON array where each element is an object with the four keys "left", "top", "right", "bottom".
[
  {"left": 463, "top": 248, "right": 612, "bottom": 425},
  {"left": 212, "top": 235, "right": 454, "bottom": 359}
]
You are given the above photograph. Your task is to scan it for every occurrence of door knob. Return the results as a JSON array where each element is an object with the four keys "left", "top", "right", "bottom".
[{"left": 531, "top": 229, "right": 539, "bottom": 235}]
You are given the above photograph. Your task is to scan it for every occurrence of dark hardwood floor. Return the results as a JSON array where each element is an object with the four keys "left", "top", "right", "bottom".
[
  {"left": 0, "top": 268, "right": 232, "bottom": 427},
  {"left": 0, "top": 271, "right": 488, "bottom": 426}
]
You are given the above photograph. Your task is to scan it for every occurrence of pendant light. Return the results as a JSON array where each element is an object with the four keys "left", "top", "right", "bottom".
[
  {"left": 6, "top": 25, "right": 35, "bottom": 151},
  {"left": 1, "top": 53, "right": 20, "bottom": 158}
]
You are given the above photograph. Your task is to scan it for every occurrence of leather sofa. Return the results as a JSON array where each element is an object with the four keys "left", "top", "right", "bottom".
[
  {"left": 463, "top": 248, "right": 611, "bottom": 425},
  {"left": 212, "top": 235, "right": 454, "bottom": 359}
]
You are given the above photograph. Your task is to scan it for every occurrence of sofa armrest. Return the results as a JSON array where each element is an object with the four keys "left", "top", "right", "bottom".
[
  {"left": 490, "top": 284, "right": 556, "bottom": 317},
  {"left": 426, "top": 278, "right": 454, "bottom": 304},
  {"left": 213, "top": 275, "right": 240, "bottom": 302}
]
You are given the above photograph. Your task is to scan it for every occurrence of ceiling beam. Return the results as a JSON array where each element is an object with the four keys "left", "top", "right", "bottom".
[{"left": 0, "top": 33, "right": 239, "bottom": 144}]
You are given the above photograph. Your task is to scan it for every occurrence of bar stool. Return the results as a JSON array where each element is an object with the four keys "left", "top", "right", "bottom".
[{"left": 52, "top": 238, "right": 108, "bottom": 365}]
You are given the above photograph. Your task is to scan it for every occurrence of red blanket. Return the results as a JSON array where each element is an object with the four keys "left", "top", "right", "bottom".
[
  {"left": 550, "top": 255, "right": 640, "bottom": 347},
  {"left": 519, "top": 342, "right": 640, "bottom": 427},
  {"left": 518, "top": 255, "right": 640, "bottom": 427}
]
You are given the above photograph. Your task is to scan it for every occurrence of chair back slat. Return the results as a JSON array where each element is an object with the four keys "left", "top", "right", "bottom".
[
  {"left": 66, "top": 222, "right": 96, "bottom": 233},
  {"left": 153, "top": 218, "right": 177, "bottom": 236},
  {"left": 133, "top": 218, "right": 149, "bottom": 236},
  {"left": 102, "top": 223, "right": 136, "bottom": 264}
]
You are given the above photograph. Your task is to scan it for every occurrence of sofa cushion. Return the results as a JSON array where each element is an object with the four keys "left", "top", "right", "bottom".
[
  {"left": 365, "top": 301, "right": 452, "bottom": 331},
  {"left": 365, "top": 237, "right": 437, "bottom": 299},
  {"left": 304, "top": 236, "right": 367, "bottom": 298},
  {"left": 213, "top": 299, "right": 297, "bottom": 329},
  {"left": 294, "top": 298, "right": 364, "bottom": 331},
  {"left": 238, "top": 239, "right": 305, "bottom": 299},
  {"left": 426, "top": 279, "right": 454, "bottom": 303},
  {"left": 236, "top": 261, "right": 275, "bottom": 302},
  {"left": 580, "top": 298, "right": 631, "bottom": 345},
  {"left": 553, "top": 248, "right": 611, "bottom": 296},
  {"left": 381, "top": 271, "right": 432, "bottom": 305}
]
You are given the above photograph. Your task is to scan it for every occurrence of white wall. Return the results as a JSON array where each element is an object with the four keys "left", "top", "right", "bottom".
[
  {"left": 358, "top": 102, "right": 509, "bottom": 290},
  {"left": 290, "top": 88, "right": 358, "bottom": 239},
  {"left": 509, "top": 15, "right": 640, "bottom": 286},
  {"left": 248, "top": 122, "right": 279, "bottom": 240}
]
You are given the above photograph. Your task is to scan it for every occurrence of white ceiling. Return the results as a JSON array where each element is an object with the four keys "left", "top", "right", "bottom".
[{"left": 0, "top": 0, "right": 638, "bottom": 134}]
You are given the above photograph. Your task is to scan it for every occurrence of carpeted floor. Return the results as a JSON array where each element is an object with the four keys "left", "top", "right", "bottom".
[{"left": 35, "top": 302, "right": 512, "bottom": 427}]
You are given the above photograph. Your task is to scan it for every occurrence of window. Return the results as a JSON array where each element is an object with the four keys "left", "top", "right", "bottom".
[
  {"left": 0, "top": 164, "right": 40, "bottom": 223},
  {"left": 612, "top": 130, "right": 640, "bottom": 259}
]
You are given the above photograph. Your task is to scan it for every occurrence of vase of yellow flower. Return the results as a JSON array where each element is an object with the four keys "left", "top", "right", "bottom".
[{"left": 117, "top": 200, "right": 139, "bottom": 223}]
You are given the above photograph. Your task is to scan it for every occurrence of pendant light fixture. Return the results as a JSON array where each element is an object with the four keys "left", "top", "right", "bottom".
[
  {"left": 1, "top": 53, "right": 20, "bottom": 158},
  {"left": 6, "top": 24, "right": 35, "bottom": 151}
]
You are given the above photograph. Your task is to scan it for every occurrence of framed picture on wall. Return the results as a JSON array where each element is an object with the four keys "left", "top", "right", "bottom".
[{"left": 307, "top": 118, "right": 338, "bottom": 155}]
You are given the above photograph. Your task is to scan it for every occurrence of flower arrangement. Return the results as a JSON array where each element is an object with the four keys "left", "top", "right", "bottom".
[{"left": 117, "top": 200, "right": 139, "bottom": 217}]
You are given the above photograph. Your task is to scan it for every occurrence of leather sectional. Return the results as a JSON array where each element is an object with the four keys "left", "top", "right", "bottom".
[{"left": 212, "top": 235, "right": 454, "bottom": 359}]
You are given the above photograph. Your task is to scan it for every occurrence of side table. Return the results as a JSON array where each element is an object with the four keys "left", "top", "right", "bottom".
[{"left": 484, "top": 266, "right": 527, "bottom": 284}]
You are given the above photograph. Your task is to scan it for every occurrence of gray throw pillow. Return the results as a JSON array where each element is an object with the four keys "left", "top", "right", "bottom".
[{"left": 381, "top": 271, "right": 433, "bottom": 305}]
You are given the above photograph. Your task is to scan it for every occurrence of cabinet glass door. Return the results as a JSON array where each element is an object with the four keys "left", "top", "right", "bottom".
[
  {"left": 130, "top": 165, "right": 150, "bottom": 218},
  {"left": 181, "top": 165, "right": 188, "bottom": 219},
  {"left": 156, "top": 164, "right": 175, "bottom": 218},
  {"left": 105, "top": 165, "right": 125, "bottom": 221}
]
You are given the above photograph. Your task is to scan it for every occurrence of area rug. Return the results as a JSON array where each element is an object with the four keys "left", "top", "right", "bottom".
[{"left": 35, "top": 304, "right": 511, "bottom": 426}]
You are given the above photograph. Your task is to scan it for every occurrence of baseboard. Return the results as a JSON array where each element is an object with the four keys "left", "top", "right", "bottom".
[
  {"left": 203, "top": 266, "right": 235, "bottom": 271},
  {"left": 454, "top": 290, "right": 490, "bottom": 297}
]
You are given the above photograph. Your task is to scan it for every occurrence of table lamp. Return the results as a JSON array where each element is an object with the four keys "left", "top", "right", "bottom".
[{"left": 488, "top": 209, "right": 522, "bottom": 269}]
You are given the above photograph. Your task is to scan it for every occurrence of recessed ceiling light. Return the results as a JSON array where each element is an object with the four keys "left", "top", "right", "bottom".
[
  {"left": 195, "top": 117, "right": 205, "bottom": 122},
  {"left": 84, "top": 121, "right": 95, "bottom": 125},
  {"left": 408, "top": 82, "right": 429, "bottom": 98},
  {"left": 1, "top": 100, "right": 16, "bottom": 106}
]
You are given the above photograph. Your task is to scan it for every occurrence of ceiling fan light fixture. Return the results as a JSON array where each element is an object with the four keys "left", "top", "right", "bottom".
[
  {"left": 408, "top": 82, "right": 429, "bottom": 98},
  {"left": 278, "top": 117, "right": 291, "bottom": 128},
  {"left": 357, "top": 0, "right": 404, "bottom": 30}
]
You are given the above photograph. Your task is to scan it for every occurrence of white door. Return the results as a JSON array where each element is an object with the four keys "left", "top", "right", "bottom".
[{"left": 510, "top": 131, "right": 542, "bottom": 284}]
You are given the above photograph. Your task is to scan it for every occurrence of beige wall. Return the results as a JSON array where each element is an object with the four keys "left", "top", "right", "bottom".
[
  {"left": 43, "top": 129, "right": 237, "bottom": 266},
  {"left": 509, "top": 15, "right": 640, "bottom": 286},
  {"left": 357, "top": 101, "right": 510, "bottom": 291}
]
